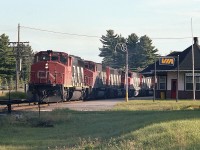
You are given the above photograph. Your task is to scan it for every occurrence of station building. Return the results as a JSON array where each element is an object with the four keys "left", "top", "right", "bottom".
[{"left": 141, "top": 37, "right": 200, "bottom": 99}]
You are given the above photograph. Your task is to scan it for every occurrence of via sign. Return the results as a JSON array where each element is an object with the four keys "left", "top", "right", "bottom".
[{"left": 159, "top": 57, "right": 175, "bottom": 66}]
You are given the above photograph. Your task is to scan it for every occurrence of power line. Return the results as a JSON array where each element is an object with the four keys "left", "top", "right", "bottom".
[
  {"left": 20, "top": 25, "right": 198, "bottom": 40},
  {"left": 152, "top": 36, "right": 198, "bottom": 39},
  {"left": 21, "top": 26, "right": 101, "bottom": 38},
  {"left": 0, "top": 29, "right": 16, "bottom": 32}
]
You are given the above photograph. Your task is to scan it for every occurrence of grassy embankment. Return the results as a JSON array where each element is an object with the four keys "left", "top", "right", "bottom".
[{"left": 0, "top": 100, "right": 200, "bottom": 149}]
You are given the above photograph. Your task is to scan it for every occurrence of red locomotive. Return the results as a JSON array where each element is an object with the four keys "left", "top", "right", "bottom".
[{"left": 28, "top": 50, "right": 152, "bottom": 102}]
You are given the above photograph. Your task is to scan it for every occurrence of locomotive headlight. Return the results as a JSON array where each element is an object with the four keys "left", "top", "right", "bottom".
[{"left": 45, "top": 63, "right": 49, "bottom": 69}]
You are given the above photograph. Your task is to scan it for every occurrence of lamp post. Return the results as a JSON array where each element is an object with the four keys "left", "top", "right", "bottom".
[{"left": 115, "top": 43, "right": 129, "bottom": 102}]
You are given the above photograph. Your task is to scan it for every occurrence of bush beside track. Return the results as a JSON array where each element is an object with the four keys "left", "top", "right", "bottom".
[{"left": 0, "top": 91, "right": 27, "bottom": 100}]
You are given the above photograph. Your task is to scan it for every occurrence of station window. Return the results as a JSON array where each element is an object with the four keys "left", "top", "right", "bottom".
[
  {"left": 196, "top": 76, "right": 200, "bottom": 90},
  {"left": 159, "top": 76, "right": 166, "bottom": 90},
  {"left": 186, "top": 76, "right": 193, "bottom": 90},
  {"left": 185, "top": 75, "right": 200, "bottom": 91}
]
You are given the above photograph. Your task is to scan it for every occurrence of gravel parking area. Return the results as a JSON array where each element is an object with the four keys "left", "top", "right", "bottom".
[
  {"left": 40, "top": 99, "right": 123, "bottom": 111},
  {"left": 39, "top": 97, "right": 153, "bottom": 111}
]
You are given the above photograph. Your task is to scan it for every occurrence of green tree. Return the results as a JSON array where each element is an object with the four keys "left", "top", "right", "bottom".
[
  {"left": 112, "top": 35, "right": 127, "bottom": 69},
  {"left": 0, "top": 34, "right": 34, "bottom": 87},
  {"left": 19, "top": 44, "right": 34, "bottom": 82},
  {"left": 99, "top": 30, "right": 159, "bottom": 71},
  {"left": 0, "top": 34, "right": 16, "bottom": 81},
  {"left": 127, "top": 33, "right": 140, "bottom": 70},
  {"left": 138, "top": 35, "right": 159, "bottom": 68},
  {"left": 99, "top": 30, "right": 119, "bottom": 68},
  {"left": 9, "top": 77, "right": 14, "bottom": 89}
]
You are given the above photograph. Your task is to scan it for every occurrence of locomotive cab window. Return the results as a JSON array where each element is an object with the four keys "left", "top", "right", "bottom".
[
  {"left": 60, "top": 55, "right": 67, "bottom": 64},
  {"left": 84, "top": 62, "right": 95, "bottom": 71},
  {"left": 89, "top": 64, "right": 95, "bottom": 71},
  {"left": 41, "top": 55, "right": 50, "bottom": 61},
  {"left": 35, "top": 54, "right": 50, "bottom": 62},
  {"left": 85, "top": 64, "right": 89, "bottom": 68},
  {"left": 51, "top": 56, "right": 58, "bottom": 61}
]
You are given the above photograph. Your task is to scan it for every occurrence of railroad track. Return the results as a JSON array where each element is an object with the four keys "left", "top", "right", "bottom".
[
  {"left": 0, "top": 103, "right": 45, "bottom": 112},
  {"left": 0, "top": 100, "right": 84, "bottom": 113},
  {"left": 12, "top": 103, "right": 49, "bottom": 111}
]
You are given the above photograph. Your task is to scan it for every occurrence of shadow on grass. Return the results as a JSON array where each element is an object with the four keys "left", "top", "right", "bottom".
[
  {"left": 68, "top": 109, "right": 200, "bottom": 138},
  {"left": 1, "top": 108, "right": 200, "bottom": 149}
]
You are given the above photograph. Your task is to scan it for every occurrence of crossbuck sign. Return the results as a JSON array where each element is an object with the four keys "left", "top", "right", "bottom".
[{"left": 159, "top": 57, "right": 175, "bottom": 66}]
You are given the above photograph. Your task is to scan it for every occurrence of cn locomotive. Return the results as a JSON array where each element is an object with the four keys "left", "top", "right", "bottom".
[{"left": 28, "top": 50, "right": 152, "bottom": 102}]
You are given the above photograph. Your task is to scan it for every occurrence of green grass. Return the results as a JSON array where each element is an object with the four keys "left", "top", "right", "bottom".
[
  {"left": 114, "top": 99, "right": 200, "bottom": 111},
  {"left": 1, "top": 100, "right": 200, "bottom": 149},
  {"left": 0, "top": 91, "right": 26, "bottom": 100}
]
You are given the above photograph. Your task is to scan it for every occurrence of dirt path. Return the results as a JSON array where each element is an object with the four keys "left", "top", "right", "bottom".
[
  {"left": 40, "top": 99, "right": 123, "bottom": 111},
  {"left": 39, "top": 97, "right": 153, "bottom": 111}
]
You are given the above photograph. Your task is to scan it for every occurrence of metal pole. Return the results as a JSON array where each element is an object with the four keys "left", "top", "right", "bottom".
[
  {"left": 16, "top": 23, "right": 20, "bottom": 92},
  {"left": 153, "top": 59, "right": 156, "bottom": 102},
  {"left": 38, "top": 100, "right": 41, "bottom": 118},
  {"left": 115, "top": 43, "right": 129, "bottom": 102},
  {"left": 191, "top": 18, "right": 195, "bottom": 100},
  {"left": 125, "top": 47, "right": 128, "bottom": 102},
  {"left": 8, "top": 86, "right": 11, "bottom": 114},
  {"left": 176, "top": 55, "right": 179, "bottom": 102}
]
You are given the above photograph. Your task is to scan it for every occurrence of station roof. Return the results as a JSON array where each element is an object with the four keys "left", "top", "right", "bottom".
[{"left": 141, "top": 37, "right": 200, "bottom": 75}]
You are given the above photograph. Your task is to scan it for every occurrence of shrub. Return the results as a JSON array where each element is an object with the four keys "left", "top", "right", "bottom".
[{"left": 5, "top": 91, "right": 26, "bottom": 99}]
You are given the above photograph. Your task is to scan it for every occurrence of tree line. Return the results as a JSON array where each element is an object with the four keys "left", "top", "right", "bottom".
[
  {"left": 0, "top": 30, "right": 159, "bottom": 88},
  {"left": 99, "top": 30, "right": 159, "bottom": 71},
  {"left": 0, "top": 33, "right": 34, "bottom": 89}
]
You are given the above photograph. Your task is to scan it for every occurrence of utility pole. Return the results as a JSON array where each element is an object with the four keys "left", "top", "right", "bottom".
[
  {"left": 176, "top": 55, "right": 179, "bottom": 102},
  {"left": 153, "top": 58, "right": 156, "bottom": 102},
  {"left": 191, "top": 18, "right": 195, "bottom": 100},
  {"left": 9, "top": 24, "right": 29, "bottom": 91},
  {"left": 16, "top": 23, "right": 20, "bottom": 92}
]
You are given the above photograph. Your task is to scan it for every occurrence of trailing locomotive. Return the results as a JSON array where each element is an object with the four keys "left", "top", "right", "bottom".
[{"left": 28, "top": 50, "right": 152, "bottom": 102}]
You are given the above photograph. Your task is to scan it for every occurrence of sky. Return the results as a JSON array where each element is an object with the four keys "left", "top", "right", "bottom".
[{"left": 0, "top": 0, "right": 200, "bottom": 63}]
